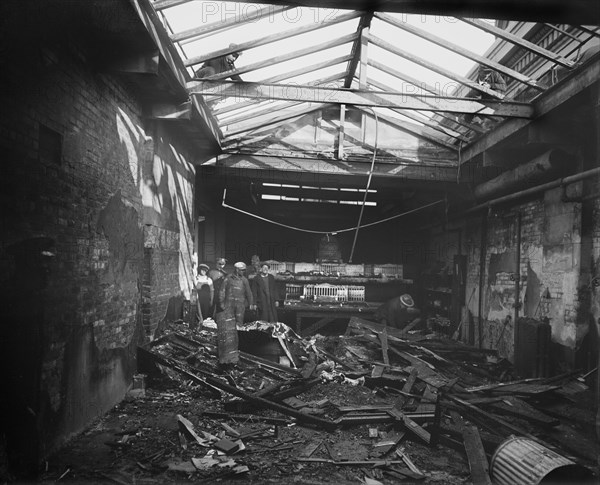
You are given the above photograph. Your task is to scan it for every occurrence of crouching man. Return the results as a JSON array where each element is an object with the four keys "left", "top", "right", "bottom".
[{"left": 374, "top": 293, "right": 422, "bottom": 333}]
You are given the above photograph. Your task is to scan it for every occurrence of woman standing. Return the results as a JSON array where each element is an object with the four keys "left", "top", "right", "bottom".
[{"left": 195, "top": 263, "right": 214, "bottom": 324}]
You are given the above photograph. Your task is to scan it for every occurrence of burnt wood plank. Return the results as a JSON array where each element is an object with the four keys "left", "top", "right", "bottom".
[{"left": 462, "top": 424, "right": 492, "bottom": 485}]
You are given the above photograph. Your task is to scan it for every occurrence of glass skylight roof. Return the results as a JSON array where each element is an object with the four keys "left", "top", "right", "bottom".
[{"left": 153, "top": 0, "right": 599, "bottom": 151}]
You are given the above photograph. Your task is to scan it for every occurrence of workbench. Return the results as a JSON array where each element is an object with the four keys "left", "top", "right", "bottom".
[{"left": 280, "top": 301, "right": 380, "bottom": 336}]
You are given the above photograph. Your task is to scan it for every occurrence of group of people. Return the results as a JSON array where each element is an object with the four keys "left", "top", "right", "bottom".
[{"left": 192, "top": 257, "right": 279, "bottom": 370}]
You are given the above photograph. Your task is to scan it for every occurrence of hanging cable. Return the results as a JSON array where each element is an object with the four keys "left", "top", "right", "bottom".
[
  {"left": 222, "top": 188, "right": 444, "bottom": 235},
  {"left": 348, "top": 107, "right": 378, "bottom": 263}
]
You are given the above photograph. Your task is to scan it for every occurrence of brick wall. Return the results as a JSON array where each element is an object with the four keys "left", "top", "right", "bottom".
[
  {"left": 141, "top": 123, "right": 197, "bottom": 337},
  {"left": 0, "top": 25, "right": 196, "bottom": 467}
]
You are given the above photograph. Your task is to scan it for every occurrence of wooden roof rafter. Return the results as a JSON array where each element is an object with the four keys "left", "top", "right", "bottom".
[
  {"left": 366, "top": 59, "right": 486, "bottom": 133},
  {"left": 223, "top": 102, "right": 333, "bottom": 138},
  {"left": 218, "top": 73, "right": 344, "bottom": 126},
  {"left": 344, "top": 11, "right": 374, "bottom": 88},
  {"left": 368, "top": 33, "right": 506, "bottom": 99},
  {"left": 365, "top": 78, "right": 470, "bottom": 143},
  {"left": 356, "top": 107, "right": 459, "bottom": 151},
  {"left": 458, "top": 17, "right": 575, "bottom": 68},
  {"left": 375, "top": 12, "right": 544, "bottom": 91},
  {"left": 183, "top": 10, "right": 362, "bottom": 68},
  {"left": 213, "top": 55, "right": 353, "bottom": 117},
  {"left": 152, "top": 0, "right": 193, "bottom": 11},
  {"left": 187, "top": 32, "right": 359, "bottom": 82},
  {"left": 171, "top": 5, "right": 293, "bottom": 44}
]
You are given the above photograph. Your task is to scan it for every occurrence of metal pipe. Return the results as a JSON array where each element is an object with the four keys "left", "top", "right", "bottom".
[
  {"left": 466, "top": 165, "right": 600, "bottom": 214},
  {"left": 514, "top": 211, "right": 522, "bottom": 328},
  {"left": 477, "top": 212, "right": 487, "bottom": 349}
]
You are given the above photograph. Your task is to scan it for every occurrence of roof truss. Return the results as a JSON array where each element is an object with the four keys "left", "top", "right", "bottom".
[{"left": 146, "top": 0, "right": 599, "bottom": 174}]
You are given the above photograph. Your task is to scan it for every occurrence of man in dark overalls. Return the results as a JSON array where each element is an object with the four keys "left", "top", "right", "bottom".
[{"left": 217, "top": 262, "right": 255, "bottom": 368}]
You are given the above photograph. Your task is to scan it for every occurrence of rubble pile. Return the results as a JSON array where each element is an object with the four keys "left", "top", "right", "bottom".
[{"left": 44, "top": 318, "right": 599, "bottom": 484}]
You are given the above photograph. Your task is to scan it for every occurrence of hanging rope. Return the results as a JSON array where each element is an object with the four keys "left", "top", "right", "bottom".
[{"left": 348, "top": 107, "right": 378, "bottom": 263}]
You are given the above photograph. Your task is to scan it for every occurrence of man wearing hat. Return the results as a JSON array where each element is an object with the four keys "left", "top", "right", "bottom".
[
  {"left": 195, "top": 263, "right": 214, "bottom": 325},
  {"left": 217, "top": 262, "right": 255, "bottom": 367},
  {"left": 209, "top": 258, "right": 228, "bottom": 317},
  {"left": 375, "top": 293, "right": 422, "bottom": 332},
  {"left": 193, "top": 43, "right": 243, "bottom": 81}
]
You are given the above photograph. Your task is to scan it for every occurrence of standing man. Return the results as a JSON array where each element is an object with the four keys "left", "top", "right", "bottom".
[
  {"left": 209, "top": 257, "right": 228, "bottom": 318},
  {"left": 252, "top": 262, "right": 279, "bottom": 322},
  {"left": 217, "top": 262, "right": 255, "bottom": 368}
]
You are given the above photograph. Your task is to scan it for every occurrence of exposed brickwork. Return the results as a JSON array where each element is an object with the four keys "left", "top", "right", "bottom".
[{"left": 0, "top": 29, "right": 196, "bottom": 460}]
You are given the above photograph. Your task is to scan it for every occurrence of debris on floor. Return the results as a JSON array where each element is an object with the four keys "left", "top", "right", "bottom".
[{"left": 43, "top": 318, "right": 599, "bottom": 484}]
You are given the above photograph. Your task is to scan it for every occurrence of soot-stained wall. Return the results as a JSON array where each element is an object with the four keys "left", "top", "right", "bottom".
[
  {"left": 0, "top": 17, "right": 197, "bottom": 470},
  {"left": 461, "top": 182, "right": 599, "bottom": 371}
]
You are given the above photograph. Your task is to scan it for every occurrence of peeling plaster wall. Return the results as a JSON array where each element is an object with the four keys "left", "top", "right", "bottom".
[{"left": 462, "top": 190, "right": 590, "bottom": 370}]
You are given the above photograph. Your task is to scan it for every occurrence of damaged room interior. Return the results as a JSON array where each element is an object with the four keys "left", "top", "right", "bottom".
[{"left": 1, "top": 0, "right": 600, "bottom": 483}]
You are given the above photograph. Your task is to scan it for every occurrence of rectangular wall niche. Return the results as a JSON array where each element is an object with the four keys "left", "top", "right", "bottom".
[{"left": 39, "top": 123, "right": 62, "bottom": 165}]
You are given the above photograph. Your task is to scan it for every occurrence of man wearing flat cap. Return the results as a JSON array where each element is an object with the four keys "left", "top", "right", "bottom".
[
  {"left": 217, "top": 261, "right": 255, "bottom": 367},
  {"left": 375, "top": 293, "right": 422, "bottom": 332}
]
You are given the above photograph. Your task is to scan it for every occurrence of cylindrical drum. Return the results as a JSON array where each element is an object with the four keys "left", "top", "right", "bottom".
[{"left": 490, "top": 436, "right": 592, "bottom": 485}]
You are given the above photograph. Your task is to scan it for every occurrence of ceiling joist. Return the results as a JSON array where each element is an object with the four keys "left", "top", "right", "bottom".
[
  {"left": 216, "top": 154, "right": 460, "bottom": 183},
  {"left": 190, "top": 80, "right": 534, "bottom": 117}
]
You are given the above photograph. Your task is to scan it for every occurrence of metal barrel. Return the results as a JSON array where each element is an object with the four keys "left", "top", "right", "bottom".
[{"left": 490, "top": 436, "right": 591, "bottom": 485}]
